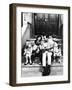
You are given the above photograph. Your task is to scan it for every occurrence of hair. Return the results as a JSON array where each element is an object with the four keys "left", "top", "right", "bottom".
[{"left": 35, "top": 35, "right": 42, "bottom": 45}]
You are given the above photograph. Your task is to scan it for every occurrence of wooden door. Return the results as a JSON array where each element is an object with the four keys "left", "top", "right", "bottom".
[{"left": 34, "top": 13, "right": 63, "bottom": 37}]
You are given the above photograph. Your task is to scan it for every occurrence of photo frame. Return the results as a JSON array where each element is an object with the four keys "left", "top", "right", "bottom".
[{"left": 9, "top": 3, "right": 70, "bottom": 86}]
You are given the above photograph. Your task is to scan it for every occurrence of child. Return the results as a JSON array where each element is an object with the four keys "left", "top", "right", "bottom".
[
  {"left": 24, "top": 44, "right": 32, "bottom": 65},
  {"left": 53, "top": 44, "right": 62, "bottom": 63}
]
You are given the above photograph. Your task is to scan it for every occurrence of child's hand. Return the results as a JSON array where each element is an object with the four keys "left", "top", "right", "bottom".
[{"left": 23, "top": 52, "right": 25, "bottom": 55}]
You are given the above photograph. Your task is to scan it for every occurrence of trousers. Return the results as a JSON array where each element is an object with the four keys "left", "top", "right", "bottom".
[
  {"left": 25, "top": 53, "right": 32, "bottom": 63},
  {"left": 42, "top": 51, "right": 52, "bottom": 66}
]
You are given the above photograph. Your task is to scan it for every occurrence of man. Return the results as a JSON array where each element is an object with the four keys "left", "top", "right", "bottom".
[{"left": 41, "top": 35, "right": 55, "bottom": 76}]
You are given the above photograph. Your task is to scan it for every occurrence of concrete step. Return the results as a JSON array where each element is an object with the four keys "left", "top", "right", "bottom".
[{"left": 21, "top": 63, "right": 63, "bottom": 77}]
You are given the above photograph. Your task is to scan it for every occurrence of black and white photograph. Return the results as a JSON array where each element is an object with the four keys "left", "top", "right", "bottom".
[
  {"left": 9, "top": 4, "right": 70, "bottom": 86},
  {"left": 21, "top": 13, "right": 63, "bottom": 77}
]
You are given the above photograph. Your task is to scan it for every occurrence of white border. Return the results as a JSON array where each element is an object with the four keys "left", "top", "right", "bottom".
[{"left": 16, "top": 7, "right": 68, "bottom": 83}]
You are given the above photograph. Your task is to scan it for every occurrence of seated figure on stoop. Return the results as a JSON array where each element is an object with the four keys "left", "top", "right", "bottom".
[
  {"left": 53, "top": 44, "right": 62, "bottom": 63},
  {"left": 32, "top": 38, "right": 42, "bottom": 65},
  {"left": 23, "top": 43, "right": 33, "bottom": 65},
  {"left": 41, "top": 35, "right": 55, "bottom": 76}
]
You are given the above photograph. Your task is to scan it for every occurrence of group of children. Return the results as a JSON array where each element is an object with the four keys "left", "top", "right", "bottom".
[{"left": 23, "top": 35, "right": 62, "bottom": 66}]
